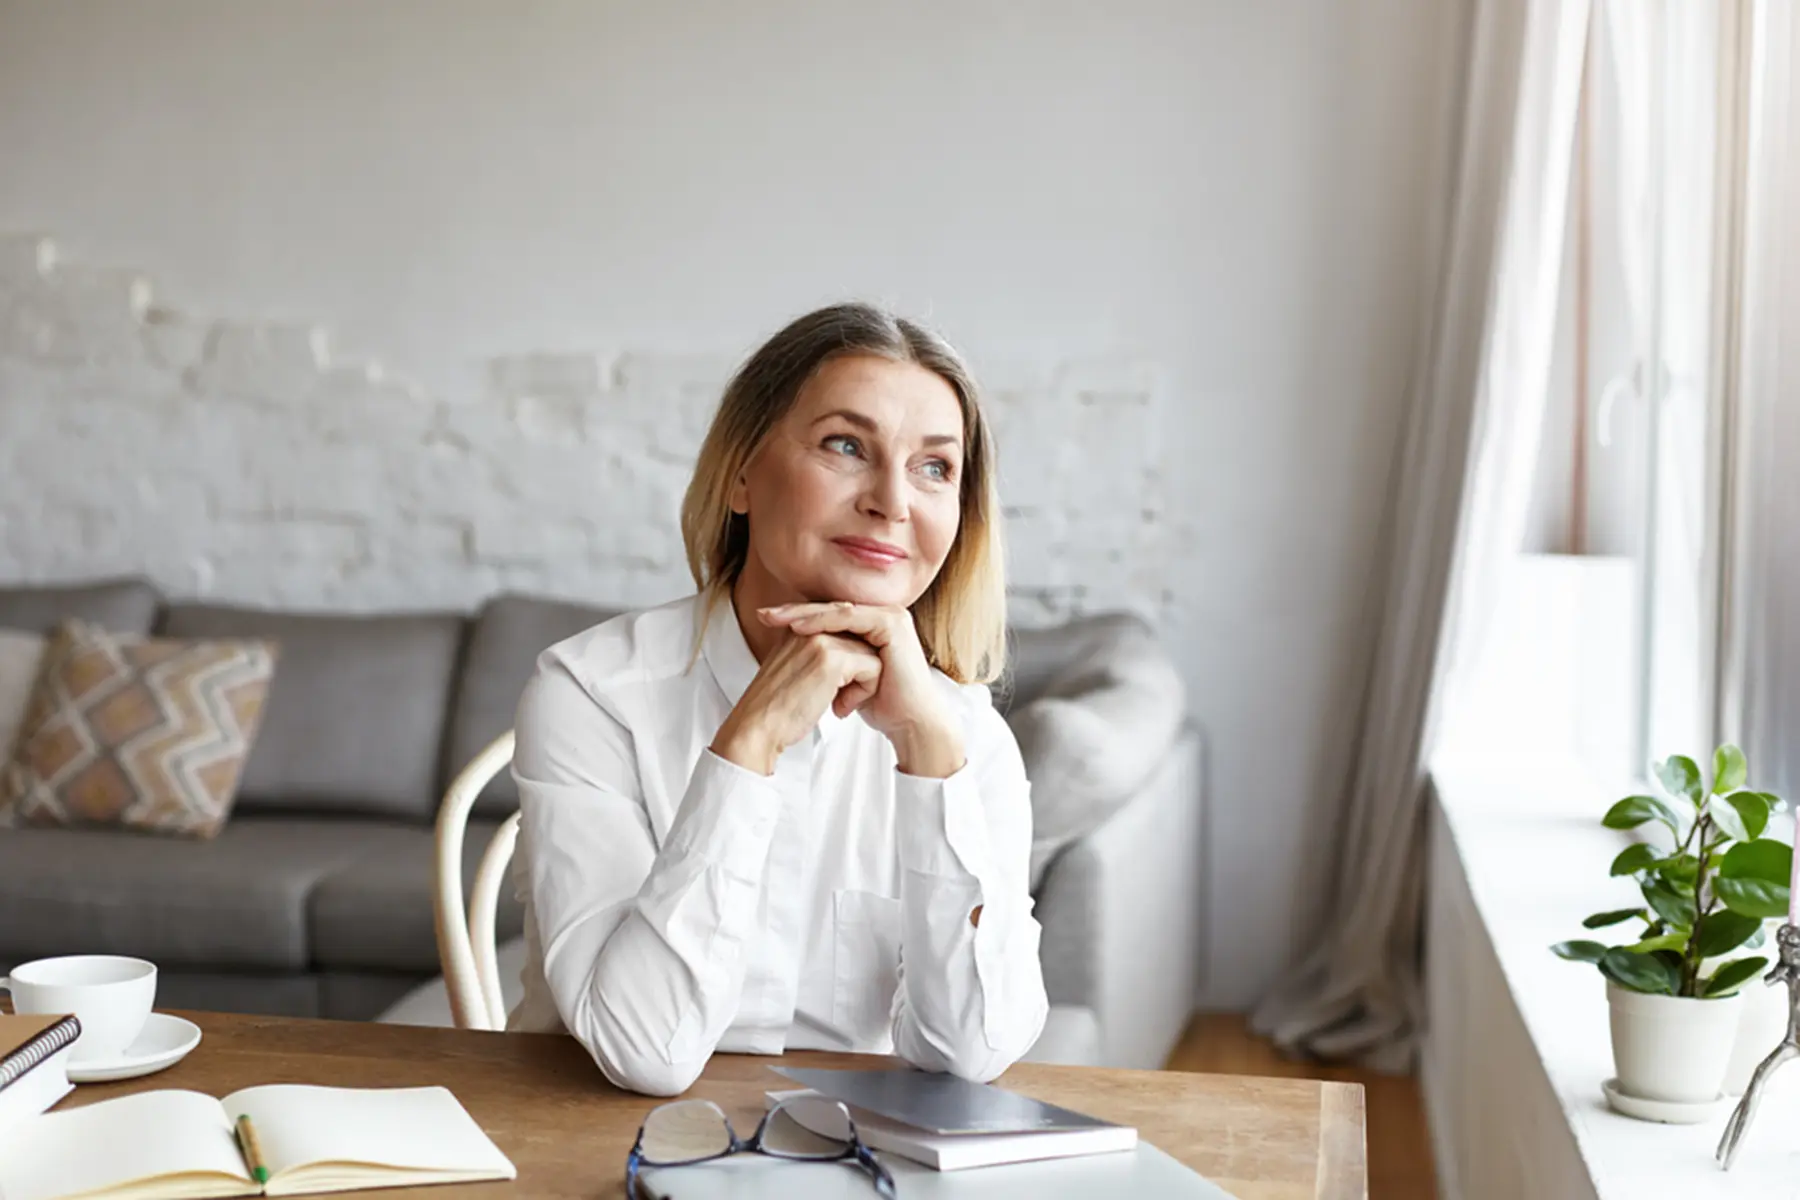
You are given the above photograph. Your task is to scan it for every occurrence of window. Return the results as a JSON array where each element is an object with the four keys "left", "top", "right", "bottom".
[{"left": 1438, "top": 0, "right": 1731, "bottom": 785}]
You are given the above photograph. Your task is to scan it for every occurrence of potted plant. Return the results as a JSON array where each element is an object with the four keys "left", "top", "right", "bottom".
[{"left": 1553, "top": 744, "right": 1792, "bottom": 1113}]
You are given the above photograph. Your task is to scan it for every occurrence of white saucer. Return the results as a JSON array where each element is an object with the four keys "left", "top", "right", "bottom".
[
  {"left": 67, "top": 1013, "right": 202, "bottom": 1083},
  {"left": 1602, "top": 1077, "right": 1731, "bottom": 1124}
]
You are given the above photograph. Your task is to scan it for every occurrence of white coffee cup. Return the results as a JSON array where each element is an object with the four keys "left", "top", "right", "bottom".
[{"left": 1, "top": 955, "right": 157, "bottom": 1062}]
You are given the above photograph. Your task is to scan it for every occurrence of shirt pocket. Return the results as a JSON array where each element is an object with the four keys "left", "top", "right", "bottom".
[{"left": 831, "top": 888, "right": 904, "bottom": 1047}]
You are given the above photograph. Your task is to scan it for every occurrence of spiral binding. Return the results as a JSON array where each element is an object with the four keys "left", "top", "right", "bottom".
[{"left": 0, "top": 1015, "right": 82, "bottom": 1089}]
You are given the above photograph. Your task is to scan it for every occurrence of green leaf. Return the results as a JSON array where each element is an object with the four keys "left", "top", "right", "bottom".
[
  {"left": 1717, "top": 877, "right": 1791, "bottom": 919},
  {"left": 1600, "top": 948, "right": 1680, "bottom": 995},
  {"left": 1603, "top": 795, "right": 1680, "bottom": 835},
  {"left": 1652, "top": 948, "right": 1687, "bottom": 974},
  {"left": 1643, "top": 878, "right": 1698, "bottom": 930},
  {"left": 1708, "top": 797, "right": 1751, "bottom": 844},
  {"left": 1552, "top": 940, "right": 1610, "bottom": 963},
  {"left": 1582, "top": 907, "right": 1645, "bottom": 929},
  {"left": 1704, "top": 957, "right": 1770, "bottom": 997},
  {"left": 1721, "top": 839, "right": 1793, "bottom": 885},
  {"left": 1627, "top": 932, "right": 1690, "bottom": 954},
  {"left": 1748, "top": 925, "right": 1768, "bottom": 949},
  {"left": 1760, "top": 791, "right": 1789, "bottom": 814},
  {"left": 1658, "top": 756, "right": 1704, "bottom": 805},
  {"left": 1610, "top": 843, "right": 1661, "bottom": 877},
  {"left": 1723, "top": 791, "right": 1771, "bottom": 841},
  {"left": 1696, "top": 910, "right": 1763, "bottom": 958},
  {"left": 1714, "top": 745, "right": 1748, "bottom": 795},
  {"left": 1654, "top": 854, "right": 1700, "bottom": 887}
]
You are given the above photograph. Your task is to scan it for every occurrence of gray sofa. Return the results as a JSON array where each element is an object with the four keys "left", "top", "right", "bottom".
[{"left": 0, "top": 577, "right": 1206, "bottom": 1069}]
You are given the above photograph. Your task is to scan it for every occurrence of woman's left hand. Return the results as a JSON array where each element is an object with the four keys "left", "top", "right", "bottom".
[{"left": 757, "top": 601, "right": 966, "bottom": 778}]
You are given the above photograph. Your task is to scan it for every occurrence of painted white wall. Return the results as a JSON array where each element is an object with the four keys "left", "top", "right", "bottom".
[{"left": 0, "top": 0, "right": 1462, "bottom": 1008}]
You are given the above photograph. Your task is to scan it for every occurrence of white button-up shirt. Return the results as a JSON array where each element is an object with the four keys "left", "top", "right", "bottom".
[{"left": 506, "top": 592, "right": 1049, "bottom": 1096}]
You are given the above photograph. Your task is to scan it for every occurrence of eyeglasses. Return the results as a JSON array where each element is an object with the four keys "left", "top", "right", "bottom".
[{"left": 625, "top": 1095, "right": 896, "bottom": 1198}]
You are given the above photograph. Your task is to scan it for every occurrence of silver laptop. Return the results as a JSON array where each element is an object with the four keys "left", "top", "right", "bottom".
[{"left": 636, "top": 1142, "right": 1236, "bottom": 1199}]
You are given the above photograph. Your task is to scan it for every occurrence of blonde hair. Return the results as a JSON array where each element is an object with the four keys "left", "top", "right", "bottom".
[{"left": 679, "top": 302, "right": 1007, "bottom": 684}]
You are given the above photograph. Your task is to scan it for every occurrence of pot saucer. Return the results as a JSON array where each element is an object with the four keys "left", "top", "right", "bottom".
[
  {"left": 1602, "top": 1077, "right": 1730, "bottom": 1124},
  {"left": 67, "top": 1013, "right": 202, "bottom": 1083}
]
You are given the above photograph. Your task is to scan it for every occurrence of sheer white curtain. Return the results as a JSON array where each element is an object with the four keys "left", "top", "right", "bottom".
[
  {"left": 1629, "top": 0, "right": 1720, "bottom": 766},
  {"left": 1252, "top": 0, "right": 1589, "bottom": 1069},
  {"left": 1730, "top": 1, "right": 1799, "bottom": 796}
]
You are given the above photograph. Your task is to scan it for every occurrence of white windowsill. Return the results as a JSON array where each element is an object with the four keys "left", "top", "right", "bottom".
[{"left": 1430, "top": 755, "right": 1800, "bottom": 1197}]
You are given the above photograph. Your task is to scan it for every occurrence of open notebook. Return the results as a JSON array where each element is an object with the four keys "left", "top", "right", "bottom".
[{"left": 0, "top": 1084, "right": 516, "bottom": 1200}]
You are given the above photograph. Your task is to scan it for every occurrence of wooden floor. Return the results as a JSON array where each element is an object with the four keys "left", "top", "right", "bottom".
[{"left": 1164, "top": 1014, "right": 1438, "bottom": 1200}]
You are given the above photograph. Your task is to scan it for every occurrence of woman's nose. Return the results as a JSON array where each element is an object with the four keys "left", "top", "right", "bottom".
[{"left": 858, "top": 462, "right": 909, "bottom": 522}]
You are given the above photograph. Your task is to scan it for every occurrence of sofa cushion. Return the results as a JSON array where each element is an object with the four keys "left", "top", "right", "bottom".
[
  {"left": 0, "top": 578, "right": 160, "bottom": 635},
  {"left": 158, "top": 604, "right": 464, "bottom": 821},
  {"left": 0, "top": 817, "right": 385, "bottom": 970},
  {"left": 1003, "top": 613, "right": 1186, "bottom": 887},
  {"left": 3, "top": 620, "right": 277, "bottom": 838},
  {"left": 321, "top": 972, "right": 431, "bottom": 1022},
  {"left": 151, "top": 970, "right": 323, "bottom": 1019},
  {"left": 445, "top": 593, "right": 618, "bottom": 817},
  {"left": 1021, "top": 1005, "right": 1105, "bottom": 1067},
  {"left": 0, "top": 629, "right": 45, "bottom": 760},
  {"left": 309, "top": 817, "right": 523, "bottom": 972}
]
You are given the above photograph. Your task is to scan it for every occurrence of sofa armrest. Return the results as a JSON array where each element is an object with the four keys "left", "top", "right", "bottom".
[{"left": 1031, "top": 723, "right": 1206, "bottom": 1069}]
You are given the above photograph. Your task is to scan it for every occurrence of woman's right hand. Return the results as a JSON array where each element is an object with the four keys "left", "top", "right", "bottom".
[{"left": 709, "top": 631, "right": 882, "bottom": 775}]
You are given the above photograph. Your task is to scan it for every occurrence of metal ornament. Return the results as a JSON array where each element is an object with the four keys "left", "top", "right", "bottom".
[{"left": 1717, "top": 923, "right": 1800, "bottom": 1169}]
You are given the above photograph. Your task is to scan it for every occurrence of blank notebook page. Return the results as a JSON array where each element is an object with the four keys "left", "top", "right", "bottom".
[
  {"left": 224, "top": 1085, "right": 513, "bottom": 1179},
  {"left": 0, "top": 1090, "right": 251, "bottom": 1200}
]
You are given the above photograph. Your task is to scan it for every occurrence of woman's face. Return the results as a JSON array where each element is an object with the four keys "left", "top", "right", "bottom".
[{"left": 731, "top": 354, "right": 966, "bottom": 609}]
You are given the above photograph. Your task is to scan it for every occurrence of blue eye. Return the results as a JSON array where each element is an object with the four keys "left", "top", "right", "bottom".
[
  {"left": 920, "top": 459, "right": 950, "bottom": 481},
  {"left": 823, "top": 434, "right": 861, "bottom": 457}
]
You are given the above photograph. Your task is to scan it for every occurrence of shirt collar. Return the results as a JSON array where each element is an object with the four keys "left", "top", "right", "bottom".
[{"left": 700, "top": 593, "right": 846, "bottom": 743}]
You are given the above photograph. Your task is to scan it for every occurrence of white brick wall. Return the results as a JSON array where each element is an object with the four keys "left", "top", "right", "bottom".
[{"left": 0, "top": 235, "right": 1169, "bottom": 625}]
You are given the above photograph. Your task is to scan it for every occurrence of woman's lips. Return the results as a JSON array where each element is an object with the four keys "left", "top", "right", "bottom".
[{"left": 833, "top": 537, "right": 908, "bottom": 567}]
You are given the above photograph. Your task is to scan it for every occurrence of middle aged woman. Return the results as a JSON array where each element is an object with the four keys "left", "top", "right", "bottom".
[{"left": 506, "top": 302, "right": 1049, "bottom": 1097}]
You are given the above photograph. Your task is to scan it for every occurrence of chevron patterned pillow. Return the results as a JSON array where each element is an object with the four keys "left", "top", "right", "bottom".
[{"left": 0, "top": 619, "right": 278, "bottom": 838}]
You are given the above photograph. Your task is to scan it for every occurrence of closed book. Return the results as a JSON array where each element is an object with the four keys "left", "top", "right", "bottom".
[{"left": 765, "top": 1087, "right": 1139, "bottom": 1171}]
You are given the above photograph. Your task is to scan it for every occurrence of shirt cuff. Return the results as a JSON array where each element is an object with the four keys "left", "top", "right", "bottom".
[
  {"left": 895, "top": 763, "right": 994, "bottom": 880},
  {"left": 662, "top": 748, "right": 784, "bottom": 879}
]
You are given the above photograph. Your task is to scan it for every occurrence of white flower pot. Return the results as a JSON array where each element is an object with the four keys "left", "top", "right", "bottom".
[
  {"left": 1609, "top": 982, "right": 1744, "bottom": 1104},
  {"left": 1724, "top": 976, "right": 1790, "bottom": 1096}
]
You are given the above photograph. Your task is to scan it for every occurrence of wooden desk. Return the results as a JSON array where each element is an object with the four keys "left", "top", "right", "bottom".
[{"left": 65, "top": 1012, "right": 1365, "bottom": 1199}]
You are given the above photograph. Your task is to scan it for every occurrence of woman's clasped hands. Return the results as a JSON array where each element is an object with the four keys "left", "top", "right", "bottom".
[{"left": 710, "top": 602, "right": 966, "bottom": 779}]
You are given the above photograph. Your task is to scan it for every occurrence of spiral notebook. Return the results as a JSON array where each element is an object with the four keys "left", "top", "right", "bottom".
[
  {"left": 0, "top": 1014, "right": 82, "bottom": 1090},
  {"left": 0, "top": 1014, "right": 81, "bottom": 1136}
]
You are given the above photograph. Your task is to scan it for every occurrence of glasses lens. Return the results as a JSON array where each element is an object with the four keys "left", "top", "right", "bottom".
[
  {"left": 763, "top": 1097, "right": 856, "bottom": 1159},
  {"left": 640, "top": 1100, "right": 733, "bottom": 1164}
]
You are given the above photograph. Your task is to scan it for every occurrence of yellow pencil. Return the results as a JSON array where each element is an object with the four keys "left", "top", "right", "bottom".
[{"left": 235, "top": 1114, "right": 271, "bottom": 1185}]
